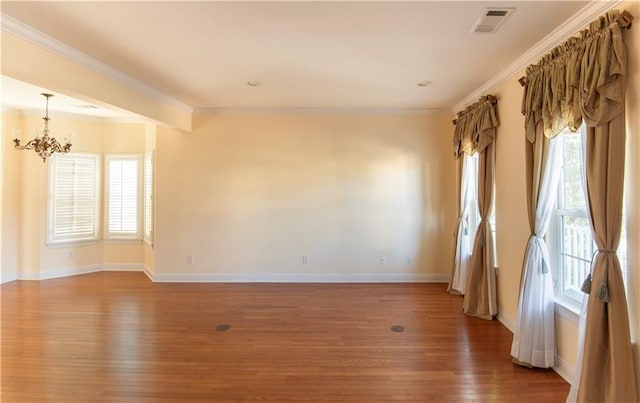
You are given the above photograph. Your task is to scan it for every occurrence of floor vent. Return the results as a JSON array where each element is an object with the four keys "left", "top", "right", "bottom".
[
  {"left": 390, "top": 325, "right": 405, "bottom": 333},
  {"left": 471, "top": 8, "right": 515, "bottom": 34},
  {"left": 215, "top": 324, "right": 231, "bottom": 332}
]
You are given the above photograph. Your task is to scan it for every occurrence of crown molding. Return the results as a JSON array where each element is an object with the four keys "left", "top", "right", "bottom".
[
  {"left": 452, "top": 0, "right": 623, "bottom": 112},
  {"left": 194, "top": 107, "right": 452, "bottom": 116},
  {"left": 1, "top": 104, "right": 146, "bottom": 123},
  {"left": 1, "top": 13, "right": 194, "bottom": 114}
]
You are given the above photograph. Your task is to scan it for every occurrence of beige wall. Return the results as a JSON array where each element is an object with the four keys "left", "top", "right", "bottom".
[
  {"left": 490, "top": 0, "right": 640, "bottom": 385},
  {"left": 154, "top": 113, "right": 455, "bottom": 280},
  {"left": 1, "top": 111, "right": 22, "bottom": 283},
  {"left": 1, "top": 112, "right": 147, "bottom": 279}
]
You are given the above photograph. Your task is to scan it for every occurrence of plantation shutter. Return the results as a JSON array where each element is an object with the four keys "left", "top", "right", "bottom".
[
  {"left": 49, "top": 153, "right": 99, "bottom": 243},
  {"left": 143, "top": 151, "right": 153, "bottom": 243},
  {"left": 106, "top": 155, "right": 141, "bottom": 237}
]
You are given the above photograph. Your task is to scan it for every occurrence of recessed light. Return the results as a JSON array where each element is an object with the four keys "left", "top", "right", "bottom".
[
  {"left": 247, "top": 81, "right": 262, "bottom": 87},
  {"left": 417, "top": 81, "right": 433, "bottom": 87}
]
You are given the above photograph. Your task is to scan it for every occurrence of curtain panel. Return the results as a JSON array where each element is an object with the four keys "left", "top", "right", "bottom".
[
  {"left": 510, "top": 132, "right": 561, "bottom": 368},
  {"left": 448, "top": 155, "right": 476, "bottom": 295},
  {"left": 450, "top": 95, "right": 499, "bottom": 320},
  {"left": 519, "top": 9, "right": 635, "bottom": 402}
]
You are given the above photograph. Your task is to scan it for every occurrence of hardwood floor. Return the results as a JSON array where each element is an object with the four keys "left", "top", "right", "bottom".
[{"left": 1, "top": 272, "right": 569, "bottom": 402}]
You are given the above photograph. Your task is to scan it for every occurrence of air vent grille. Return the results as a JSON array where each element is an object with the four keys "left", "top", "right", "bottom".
[
  {"left": 486, "top": 10, "right": 509, "bottom": 17},
  {"left": 471, "top": 8, "right": 515, "bottom": 34}
]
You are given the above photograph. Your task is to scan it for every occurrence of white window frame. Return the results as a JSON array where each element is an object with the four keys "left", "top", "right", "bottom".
[
  {"left": 104, "top": 154, "right": 143, "bottom": 241},
  {"left": 548, "top": 125, "right": 628, "bottom": 311},
  {"left": 548, "top": 127, "right": 590, "bottom": 310},
  {"left": 143, "top": 150, "right": 154, "bottom": 245},
  {"left": 48, "top": 152, "right": 101, "bottom": 245}
]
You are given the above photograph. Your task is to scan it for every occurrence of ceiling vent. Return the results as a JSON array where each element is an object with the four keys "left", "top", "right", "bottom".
[{"left": 471, "top": 8, "right": 515, "bottom": 34}]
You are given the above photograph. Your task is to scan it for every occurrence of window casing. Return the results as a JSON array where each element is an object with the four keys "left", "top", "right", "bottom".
[
  {"left": 105, "top": 154, "right": 142, "bottom": 240},
  {"left": 48, "top": 153, "right": 100, "bottom": 244}
]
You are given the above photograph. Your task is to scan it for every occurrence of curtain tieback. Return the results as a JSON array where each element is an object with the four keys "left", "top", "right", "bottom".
[
  {"left": 531, "top": 234, "right": 549, "bottom": 274},
  {"left": 477, "top": 218, "right": 491, "bottom": 247},
  {"left": 581, "top": 249, "right": 616, "bottom": 302},
  {"left": 596, "top": 249, "right": 615, "bottom": 254}
]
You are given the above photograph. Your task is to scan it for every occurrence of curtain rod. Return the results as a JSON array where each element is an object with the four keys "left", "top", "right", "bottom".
[
  {"left": 452, "top": 94, "right": 497, "bottom": 125},
  {"left": 519, "top": 10, "right": 633, "bottom": 87}
]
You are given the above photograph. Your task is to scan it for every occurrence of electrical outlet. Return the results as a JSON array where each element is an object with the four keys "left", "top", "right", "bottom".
[
  {"left": 68, "top": 251, "right": 75, "bottom": 258},
  {"left": 379, "top": 256, "right": 386, "bottom": 264},
  {"left": 406, "top": 256, "right": 412, "bottom": 264},
  {"left": 302, "top": 256, "right": 309, "bottom": 264},
  {"left": 187, "top": 256, "right": 194, "bottom": 264}
]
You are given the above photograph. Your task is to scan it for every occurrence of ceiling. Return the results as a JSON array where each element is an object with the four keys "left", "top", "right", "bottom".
[
  {"left": 1, "top": 1, "right": 590, "bottom": 115},
  {"left": 1, "top": 76, "right": 136, "bottom": 120}
]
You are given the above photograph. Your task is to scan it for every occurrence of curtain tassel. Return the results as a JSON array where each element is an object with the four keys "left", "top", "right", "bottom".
[
  {"left": 580, "top": 273, "right": 592, "bottom": 294},
  {"left": 597, "top": 281, "right": 609, "bottom": 303}
]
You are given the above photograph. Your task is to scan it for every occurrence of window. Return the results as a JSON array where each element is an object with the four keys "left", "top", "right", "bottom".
[
  {"left": 143, "top": 151, "right": 154, "bottom": 244},
  {"left": 465, "top": 153, "right": 480, "bottom": 240},
  {"left": 105, "top": 154, "right": 142, "bottom": 240},
  {"left": 553, "top": 128, "right": 592, "bottom": 303},
  {"left": 550, "top": 127, "right": 627, "bottom": 305},
  {"left": 464, "top": 153, "right": 498, "bottom": 269},
  {"left": 48, "top": 153, "right": 100, "bottom": 244}
]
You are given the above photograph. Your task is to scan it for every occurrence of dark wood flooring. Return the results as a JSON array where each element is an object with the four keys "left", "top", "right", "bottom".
[{"left": 1, "top": 272, "right": 569, "bottom": 402}]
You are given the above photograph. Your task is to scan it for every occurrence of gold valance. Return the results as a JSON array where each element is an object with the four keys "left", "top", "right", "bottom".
[
  {"left": 452, "top": 95, "right": 499, "bottom": 159},
  {"left": 520, "top": 9, "right": 633, "bottom": 142}
]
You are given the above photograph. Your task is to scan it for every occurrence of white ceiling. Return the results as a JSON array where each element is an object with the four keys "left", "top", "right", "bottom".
[{"left": 1, "top": 1, "right": 590, "bottom": 114}]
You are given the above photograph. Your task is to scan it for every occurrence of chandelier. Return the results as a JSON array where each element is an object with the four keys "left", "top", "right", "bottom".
[{"left": 13, "top": 93, "right": 72, "bottom": 162}]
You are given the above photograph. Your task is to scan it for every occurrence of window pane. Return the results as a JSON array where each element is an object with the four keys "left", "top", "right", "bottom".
[
  {"left": 561, "top": 133, "right": 586, "bottom": 211},
  {"left": 561, "top": 216, "right": 593, "bottom": 260},
  {"left": 562, "top": 254, "right": 590, "bottom": 296},
  {"left": 107, "top": 155, "right": 140, "bottom": 237},
  {"left": 560, "top": 213, "right": 594, "bottom": 302}
]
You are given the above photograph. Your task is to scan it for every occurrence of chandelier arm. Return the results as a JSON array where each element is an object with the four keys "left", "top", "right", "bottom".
[{"left": 14, "top": 138, "right": 42, "bottom": 151}]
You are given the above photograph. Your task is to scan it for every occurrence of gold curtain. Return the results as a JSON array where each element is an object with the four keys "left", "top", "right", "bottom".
[
  {"left": 520, "top": 9, "right": 635, "bottom": 402},
  {"left": 452, "top": 95, "right": 498, "bottom": 159},
  {"left": 451, "top": 95, "right": 499, "bottom": 320}
]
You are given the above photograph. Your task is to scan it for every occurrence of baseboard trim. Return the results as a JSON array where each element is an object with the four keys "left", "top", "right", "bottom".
[
  {"left": 151, "top": 272, "right": 449, "bottom": 283},
  {"left": 9, "top": 267, "right": 447, "bottom": 284},
  {"left": 143, "top": 265, "right": 155, "bottom": 281},
  {"left": 102, "top": 263, "right": 145, "bottom": 272},
  {"left": 554, "top": 355, "right": 575, "bottom": 383},
  {"left": 497, "top": 309, "right": 575, "bottom": 384},
  {"left": 19, "top": 264, "right": 103, "bottom": 280},
  {"left": 1, "top": 274, "right": 18, "bottom": 284},
  {"left": 16, "top": 263, "right": 146, "bottom": 281},
  {"left": 496, "top": 312, "right": 516, "bottom": 333}
]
